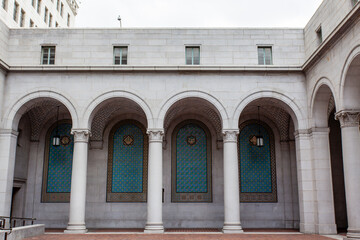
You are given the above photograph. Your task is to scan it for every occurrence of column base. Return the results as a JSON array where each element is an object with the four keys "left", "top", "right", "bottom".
[
  {"left": 64, "top": 224, "right": 88, "bottom": 234},
  {"left": 144, "top": 223, "right": 164, "bottom": 233},
  {"left": 345, "top": 230, "right": 360, "bottom": 240},
  {"left": 222, "top": 223, "right": 244, "bottom": 233}
]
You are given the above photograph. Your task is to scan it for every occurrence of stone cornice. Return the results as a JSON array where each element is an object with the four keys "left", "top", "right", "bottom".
[
  {"left": 0, "top": 59, "right": 9, "bottom": 74},
  {"left": 6, "top": 65, "right": 303, "bottom": 73},
  {"left": 303, "top": 3, "right": 360, "bottom": 72}
]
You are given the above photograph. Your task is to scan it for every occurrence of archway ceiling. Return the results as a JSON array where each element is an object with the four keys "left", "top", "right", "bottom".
[
  {"left": 90, "top": 99, "right": 146, "bottom": 141},
  {"left": 163, "top": 98, "right": 223, "bottom": 139},
  {"left": 24, "top": 99, "right": 69, "bottom": 141},
  {"left": 242, "top": 100, "right": 291, "bottom": 141}
]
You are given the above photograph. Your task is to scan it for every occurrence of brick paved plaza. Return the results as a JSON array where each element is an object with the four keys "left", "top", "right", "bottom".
[{"left": 24, "top": 233, "right": 339, "bottom": 240}]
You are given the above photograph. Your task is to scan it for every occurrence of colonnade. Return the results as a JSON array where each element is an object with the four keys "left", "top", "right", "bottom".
[{"left": 0, "top": 110, "right": 359, "bottom": 237}]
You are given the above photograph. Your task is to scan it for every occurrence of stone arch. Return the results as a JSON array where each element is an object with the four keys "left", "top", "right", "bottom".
[
  {"left": 310, "top": 78, "right": 337, "bottom": 128},
  {"left": 82, "top": 90, "right": 154, "bottom": 130},
  {"left": 3, "top": 89, "right": 79, "bottom": 130},
  {"left": 232, "top": 90, "right": 306, "bottom": 130},
  {"left": 340, "top": 45, "right": 360, "bottom": 110},
  {"left": 157, "top": 90, "right": 229, "bottom": 130}
]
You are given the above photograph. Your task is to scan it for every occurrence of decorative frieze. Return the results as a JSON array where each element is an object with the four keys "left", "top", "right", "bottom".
[{"left": 335, "top": 110, "right": 360, "bottom": 128}]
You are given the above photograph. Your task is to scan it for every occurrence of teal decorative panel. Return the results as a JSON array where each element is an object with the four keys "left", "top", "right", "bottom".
[
  {"left": 171, "top": 120, "right": 212, "bottom": 202},
  {"left": 238, "top": 121, "right": 277, "bottom": 202},
  {"left": 176, "top": 123, "right": 208, "bottom": 193},
  {"left": 239, "top": 123, "right": 272, "bottom": 193},
  {"left": 47, "top": 123, "right": 74, "bottom": 193},
  {"left": 112, "top": 124, "right": 144, "bottom": 193}
]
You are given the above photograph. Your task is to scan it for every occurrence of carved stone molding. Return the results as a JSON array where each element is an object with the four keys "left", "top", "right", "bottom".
[
  {"left": 222, "top": 130, "right": 239, "bottom": 143},
  {"left": 71, "top": 129, "right": 91, "bottom": 143},
  {"left": 147, "top": 129, "right": 164, "bottom": 143},
  {"left": 0, "top": 129, "right": 19, "bottom": 137},
  {"left": 335, "top": 110, "right": 360, "bottom": 128}
]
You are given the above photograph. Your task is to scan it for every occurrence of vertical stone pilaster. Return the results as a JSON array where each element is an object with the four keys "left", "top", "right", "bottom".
[
  {"left": 65, "top": 129, "right": 91, "bottom": 234},
  {"left": 144, "top": 129, "right": 164, "bottom": 233},
  {"left": 0, "top": 129, "right": 18, "bottom": 220},
  {"left": 335, "top": 111, "right": 360, "bottom": 240},
  {"left": 222, "top": 130, "right": 243, "bottom": 233},
  {"left": 294, "top": 129, "right": 317, "bottom": 234},
  {"left": 311, "top": 128, "right": 336, "bottom": 234}
]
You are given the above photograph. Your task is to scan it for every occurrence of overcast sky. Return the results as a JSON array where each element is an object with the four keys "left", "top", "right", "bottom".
[{"left": 75, "top": 0, "right": 323, "bottom": 28}]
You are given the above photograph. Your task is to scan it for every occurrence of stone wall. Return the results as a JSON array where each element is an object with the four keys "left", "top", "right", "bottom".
[{"left": 6, "top": 28, "right": 305, "bottom": 66}]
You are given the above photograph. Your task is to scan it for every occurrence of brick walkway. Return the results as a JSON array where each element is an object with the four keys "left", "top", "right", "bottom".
[{"left": 25, "top": 233, "right": 336, "bottom": 240}]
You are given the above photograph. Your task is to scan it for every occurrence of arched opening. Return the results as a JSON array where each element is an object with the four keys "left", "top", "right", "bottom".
[
  {"left": 10, "top": 98, "right": 74, "bottom": 228},
  {"left": 162, "top": 97, "right": 223, "bottom": 229},
  {"left": 238, "top": 98, "right": 300, "bottom": 229},
  {"left": 86, "top": 97, "right": 149, "bottom": 229}
]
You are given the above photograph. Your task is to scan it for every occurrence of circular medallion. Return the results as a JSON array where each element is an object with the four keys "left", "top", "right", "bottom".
[
  {"left": 60, "top": 135, "right": 71, "bottom": 146},
  {"left": 187, "top": 135, "right": 197, "bottom": 146}
]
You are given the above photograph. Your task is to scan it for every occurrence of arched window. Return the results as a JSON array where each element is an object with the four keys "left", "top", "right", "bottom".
[
  {"left": 172, "top": 120, "right": 212, "bottom": 202},
  {"left": 42, "top": 121, "right": 73, "bottom": 202},
  {"left": 107, "top": 120, "right": 148, "bottom": 202},
  {"left": 238, "top": 121, "right": 277, "bottom": 202}
]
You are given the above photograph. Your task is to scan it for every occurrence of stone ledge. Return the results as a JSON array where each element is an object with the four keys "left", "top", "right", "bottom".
[{"left": 0, "top": 224, "right": 45, "bottom": 240}]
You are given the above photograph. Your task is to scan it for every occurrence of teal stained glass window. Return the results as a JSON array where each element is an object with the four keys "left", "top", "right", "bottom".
[
  {"left": 107, "top": 121, "right": 148, "bottom": 202},
  {"left": 46, "top": 123, "right": 73, "bottom": 193},
  {"left": 176, "top": 123, "right": 208, "bottom": 193},
  {"left": 112, "top": 124, "right": 144, "bottom": 193},
  {"left": 239, "top": 123, "right": 272, "bottom": 193},
  {"left": 239, "top": 121, "right": 277, "bottom": 202}
]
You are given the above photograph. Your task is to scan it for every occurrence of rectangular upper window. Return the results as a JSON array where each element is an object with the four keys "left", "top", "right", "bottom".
[
  {"left": 41, "top": 46, "right": 56, "bottom": 65},
  {"left": 13, "top": 1, "right": 19, "bottom": 22},
  {"left": 49, "top": 13, "right": 53, "bottom": 27},
  {"left": 2, "top": 0, "right": 8, "bottom": 11},
  {"left": 44, "top": 7, "right": 48, "bottom": 23},
  {"left": 31, "top": 0, "right": 35, "bottom": 7},
  {"left": 67, "top": 13, "right": 70, "bottom": 26},
  {"left": 60, "top": 2, "right": 63, "bottom": 17},
  {"left": 56, "top": 0, "right": 59, "bottom": 10},
  {"left": 258, "top": 46, "right": 272, "bottom": 65},
  {"left": 114, "top": 46, "right": 128, "bottom": 65},
  {"left": 19, "top": 9, "right": 25, "bottom": 27},
  {"left": 37, "top": 0, "right": 41, "bottom": 14},
  {"left": 29, "top": 19, "right": 34, "bottom": 27},
  {"left": 186, "top": 46, "right": 200, "bottom": 65}
]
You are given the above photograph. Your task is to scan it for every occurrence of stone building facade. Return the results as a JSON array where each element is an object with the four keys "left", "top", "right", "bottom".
[
  {"left": 0, "top": 0, "right": 77, "bottom": 28},
  {"left": 0, "top": 0, "right": 359, "bottom": 239}
]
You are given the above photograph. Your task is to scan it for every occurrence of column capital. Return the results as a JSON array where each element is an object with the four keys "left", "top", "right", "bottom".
[
  {"left": 147, "top": 129, "right": 164, "bottom": 143},
  {"left": 222, "top": 130, "right": 239, "bottom": 143},
  {"left": 71, "top": 129, "right": 91, "bottom": 143},
  {"left": 335, "top": 110, "right": 360, "bottom": 128}
]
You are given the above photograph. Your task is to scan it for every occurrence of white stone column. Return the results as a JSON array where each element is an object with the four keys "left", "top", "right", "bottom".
[
  {"left": 65, "top": 129, "right": 90, "bottom": 234},
  {"left": 311, "top": 128, "right": 337, "bottom": 234},
  {"left": 294, "top": 130, "right": 317, "bottom": 234},
  {"left": 336, "top": 111, "right": 360, "bottom": 240},
  {"left": 144, "top": 129, "right": 164, "bottom": 233},
  {"left": 222, "top": 130, "right": 243, "bottom": 233},
  {"left": 0, "top": 129, "right": 18, "bottom": 218}
]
